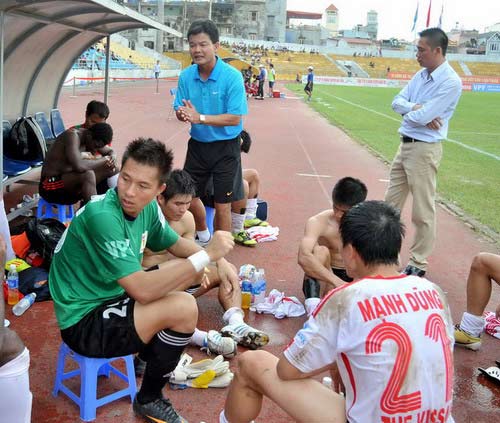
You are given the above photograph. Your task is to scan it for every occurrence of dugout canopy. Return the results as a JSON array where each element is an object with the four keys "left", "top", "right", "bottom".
[{"left": 0, "top": 0, "right": 181, "bottom": 178}]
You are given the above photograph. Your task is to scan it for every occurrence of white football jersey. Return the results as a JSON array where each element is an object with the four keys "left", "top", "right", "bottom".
[{"left": 284, "top": 275, "right": 455, "bottom": 423}]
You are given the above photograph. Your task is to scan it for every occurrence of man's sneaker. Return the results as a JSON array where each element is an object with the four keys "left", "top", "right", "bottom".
[
  {"left": 454, "top": 325, "right": 482, "bottom": 351},
  {"left": 403, "top": 264, "right": 426, "bottom": 277},
  {"left": 202, "top": 330, "right": 237, "bottom": 358},
  {"left": 220, "top": 322, "right": 269, "bottom": 350},
  {"left": 133, "top": 396, "right": 187, "bottom": 423},
  {"left": 232, "top": 231, "right": 257, "bottom": 247},
  {"left": 244, "top": 218, "right": 269, "bottom": 229},
  {"left": 134, "top": 355, "right": 146, "bottom": 377}
]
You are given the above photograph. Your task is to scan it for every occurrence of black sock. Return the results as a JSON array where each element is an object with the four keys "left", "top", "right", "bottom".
[
  {"left": 302, "top": 276, "right": 321, "bottom": 298},
  {"left": 136, "top": 329, "right": 193, "bottom": 404}
]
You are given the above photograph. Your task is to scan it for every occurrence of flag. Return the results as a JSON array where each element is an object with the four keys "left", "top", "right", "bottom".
[
  {"left": 426, "top": 0, "right": 432, "bottom": 27},
  {"left": 437, "top": 3, "right": 444, "bottom": 28},
  {"left": 411, "top": 1, "right": 419, "bottom": 32}
]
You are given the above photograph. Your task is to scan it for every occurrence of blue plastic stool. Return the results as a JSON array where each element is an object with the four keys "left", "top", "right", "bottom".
[
  {"left": 205, "top": 206, "right": 215, "bottom": 235},
  {"left": 53, "top": 343, "right": 137, "bottom": 421},
  {"left": 37, "top": 197, "right": 74, "bottom": 223}
]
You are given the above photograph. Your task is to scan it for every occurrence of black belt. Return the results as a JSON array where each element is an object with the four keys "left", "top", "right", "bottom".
[{"left": 401, "top": 136, "right": 426, "bottom": 143}]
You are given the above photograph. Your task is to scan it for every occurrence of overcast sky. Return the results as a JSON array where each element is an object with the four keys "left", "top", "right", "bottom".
[{"left": 286, "top": 0, "right": 500, "bottom": 40}]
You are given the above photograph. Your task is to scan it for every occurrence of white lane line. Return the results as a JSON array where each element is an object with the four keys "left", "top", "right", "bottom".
[
  {"left": 378, "top": 179, "right": 390, "bottom": 182},
  {"left": 287, "top": 117, "right": 331, "bottom": 203},
  {"left": 297, "top": 173, "right": 332, "bottom": 178},
  {"left": 320, "top": 91, "right": 500, "bottom": 161}
]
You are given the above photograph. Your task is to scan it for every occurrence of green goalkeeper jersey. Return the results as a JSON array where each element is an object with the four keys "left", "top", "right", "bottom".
[{"left": 49, "top": 189, "right": 179, "bottom": 329}]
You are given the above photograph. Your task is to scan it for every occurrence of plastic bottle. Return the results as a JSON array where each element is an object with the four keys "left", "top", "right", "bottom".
[
  {"left": 322, "top": 376, "right": 333, "bottom": 389},
  {"left": 241, "top": 281, "right": 252, "bottom": 309},
  {"left": 253, "top": 268, "right": 267, "bottom": 305},
  {"left": 7, "top": 264, "right": 20, "bottom": 305},
  {"left": 12, "top": 293, "right": 37, "bottom": 316}
]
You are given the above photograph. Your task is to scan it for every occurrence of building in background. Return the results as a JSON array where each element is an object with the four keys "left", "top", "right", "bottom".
[
  {"left": 324, "top": 4, "right": 339, "bottom": 37},
  {"left": 122, "top": 0, "right": 287, "bottom": 51}
]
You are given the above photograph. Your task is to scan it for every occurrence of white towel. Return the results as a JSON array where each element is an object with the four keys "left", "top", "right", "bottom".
[
  {"left": 484, "top": 311, "right": 500, "bottom": 340},
  {"left": 246, "top": 225, "right": 280, "bottom": 242},
  {"left": 252, "top": 289, "right": 305, "bottom": 318}
]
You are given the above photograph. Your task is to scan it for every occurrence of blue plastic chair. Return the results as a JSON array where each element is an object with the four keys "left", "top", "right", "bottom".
[
  {"left": 3, "top": 157, "right": 32, "bottom": 176},
  {"left": 50, "top": 109, "right": 66, "bottom": 137},
  {"left": 37, "top": 197, "right": 74, "bottom": 223},
  {"left": 34, "top": 111, "right": 55, "bottom": 141},
  {"left": 53, "top": 343, "right": 137, "bottom": 421}
]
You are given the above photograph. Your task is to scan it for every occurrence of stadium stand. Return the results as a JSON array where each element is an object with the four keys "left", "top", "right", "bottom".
[
  {"left": 165, "top": 52, "right": 192, "bottom": 69},
  {"left": 465, "top": 61, "right": 500, "bottom": 76},
  {"left": 330, "top": 55, "right": 421, "bottom": 78}
]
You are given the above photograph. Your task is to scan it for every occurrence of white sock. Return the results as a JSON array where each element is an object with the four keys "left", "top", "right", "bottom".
[
  {"left": 460, "top": 312, "right": 484, "bottom": 338},
  {"left": 0, "top": 200, "right": 15, "bottom": 261},
  {"left": 197, "top": 229, "right": 211, "bottom": 243},
  {"left": 305, "top": 298, "right": 321, "bottom": 316},
  {"left": 231, "top": 212, "right": 245, "bottom": 234},
  {"left": 245, "top": 198, "right": 258, "bottom": 220},
  {"left": 219, "top": 410, "right": 229, "bottom": 423},
  {"left": 191, "top": 328, "right": 208, "bottom": 347},
  {"left": 223, "top": 307, "right": 245, "bottom": 325},
  {"left": 107, "top": 173, "right": 119, "bottom": 188}
]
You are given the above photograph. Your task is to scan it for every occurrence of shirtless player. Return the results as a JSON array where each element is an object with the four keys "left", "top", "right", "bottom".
[
  {"left": 143, "top": 170, "right": 269, "bottom": 360},
  {"left": 39, "top": 122, "right": 118, "bottom": 205},
  {"left": 298, "top": 177, "right": 367, "bottom": 315}
]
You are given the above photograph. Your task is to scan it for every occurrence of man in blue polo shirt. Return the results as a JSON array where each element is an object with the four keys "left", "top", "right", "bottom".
[{"left": 175, "top": 20, "right": 251, "bottom": 246}]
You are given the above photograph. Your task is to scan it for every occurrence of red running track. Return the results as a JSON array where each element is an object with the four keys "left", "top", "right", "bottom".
[{"left": 4, "top": 80, "right": 498, "bottom": 423}]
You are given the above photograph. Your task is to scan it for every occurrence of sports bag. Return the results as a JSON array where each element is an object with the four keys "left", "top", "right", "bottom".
[
  {"left": 25, "top": 218, "right": 66, "bottom": 270},
  {"left": 6, "top": 116, "right": 47, "bottom": 161}
]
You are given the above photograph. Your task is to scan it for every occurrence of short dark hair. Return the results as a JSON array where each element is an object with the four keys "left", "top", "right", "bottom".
[
  {"left": 85, "top": 100, "right": 110, "bottom": 119},
  {"left": 332, "top": 177, "right": 368, "bottom": 207},
  {"left": 161, "top": 169, "right": 196, "bottom": 201},
  {"left": 419, "top": 27, "right": 448, "bottom": 56},
  {"left": 340, "top": 200, "right": 405, "bottom": 266},
  {"left": 240, "top": 129, "right": 252, "bottom": 153},
  {"left": 88, "top": 122, "right": 113, "bottom": 147},
  {"left": 187, "top": 19, "right": 219, "bottom": 44},
  {"left": 122, "top": 138, "right": 174, "bottom": 184}
]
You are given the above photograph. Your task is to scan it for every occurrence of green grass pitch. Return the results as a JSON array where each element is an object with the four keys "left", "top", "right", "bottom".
[{"left": 286, "top": 83, "right": 500, "bottom": 236}]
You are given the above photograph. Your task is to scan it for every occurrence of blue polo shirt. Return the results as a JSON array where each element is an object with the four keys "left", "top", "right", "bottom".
[{"left": 174, "top": 57, "right": 248, "bottom": 142}]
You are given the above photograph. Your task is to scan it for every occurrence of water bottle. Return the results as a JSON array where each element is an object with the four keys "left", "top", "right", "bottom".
[
  {"left": 253, "top": 268, "right": 267, "bottom": 305},
  {"left": 13, "top": 293, "right": 37, "bottom": 316},
  {"left": 241, "top": 281, "right": 252, "bottom": 309},
  {"left": 7, "top": 264, "right": 20, "bottom": 305}
]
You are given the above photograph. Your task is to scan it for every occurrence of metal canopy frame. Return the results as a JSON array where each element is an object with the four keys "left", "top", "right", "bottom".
[{"left": 0, "top": 0, "right": 181, "bottom": 191}]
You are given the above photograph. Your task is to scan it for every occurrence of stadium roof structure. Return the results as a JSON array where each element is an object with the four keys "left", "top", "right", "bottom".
[
  {"left": 286, "top": 10, "right": 323, "bottom": 20},
  {"left": 0, "top": 0, "right": 181, "bottom": 178}
]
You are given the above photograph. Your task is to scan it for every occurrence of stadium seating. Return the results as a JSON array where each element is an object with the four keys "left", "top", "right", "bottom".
[
  {"left": 165, "top": 51, "right": 192, "bottom": 69},
  {"left": 466, "top": 62, "right": 500, "bottom": 76}
]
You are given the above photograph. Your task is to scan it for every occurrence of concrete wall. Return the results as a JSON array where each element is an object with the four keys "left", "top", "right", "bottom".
[{"left": 264, "top": 0, "right": 287, "bottom": 42}]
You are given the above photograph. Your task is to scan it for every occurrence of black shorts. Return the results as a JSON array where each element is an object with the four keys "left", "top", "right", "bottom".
[
  {"left": 60, "top": 294, "right": 146, "bottom": 358},
  {"left": 39, "top": 176, "right": 82, "bottom": 205},
  {"left": 305, "top": 82, "right": 313, "bottom": 93},
  {"left": 184, "top": 137, "right": 244, "bottom": 204},
  {"left": 332, "top": 267, "right": 353, "bottom": 283}
]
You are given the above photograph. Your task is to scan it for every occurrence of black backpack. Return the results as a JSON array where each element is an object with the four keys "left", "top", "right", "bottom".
[
  {"left": 26, "top": 218, "right": 67, "bottom": 270},
  {"left": 6, "top": 116, "right": 47, "bottom": 161}
]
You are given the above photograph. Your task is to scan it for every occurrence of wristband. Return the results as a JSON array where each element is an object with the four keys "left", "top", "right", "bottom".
[{"left": 187, "top": 250, "right": 210, "bottom": 273}]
